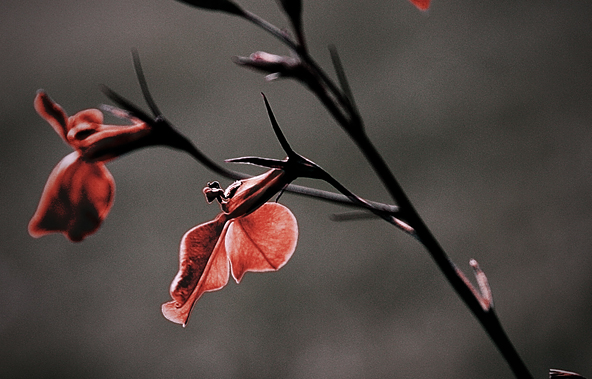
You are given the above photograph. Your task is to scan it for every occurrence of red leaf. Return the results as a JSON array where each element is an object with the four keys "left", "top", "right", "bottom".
[
  {"left": 28, "top": 152, "right": 115, "bottom": 242},
  {"left": 162, "top": 215, "right": 230, "bottom": 326},
  {"left": 226, "top": 203, "right": 298, "bottom": 283},
  {"left": 409, "top": 0, "right": 430, "bottom": 11}
]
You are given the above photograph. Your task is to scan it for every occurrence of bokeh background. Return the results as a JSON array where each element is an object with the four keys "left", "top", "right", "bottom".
[{"left": 2, "top": 0, "right": 592, "bottom": 378}]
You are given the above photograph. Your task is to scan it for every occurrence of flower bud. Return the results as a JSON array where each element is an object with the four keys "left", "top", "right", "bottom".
[{"left": 233, "top": 52, "right": 302, "bottom": 81}]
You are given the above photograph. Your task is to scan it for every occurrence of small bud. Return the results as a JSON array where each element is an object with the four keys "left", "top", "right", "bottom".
[{"left": 233, "top": 52, "right": 302, "bottom": 80}]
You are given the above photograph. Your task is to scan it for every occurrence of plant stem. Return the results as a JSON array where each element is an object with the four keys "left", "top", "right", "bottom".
[{"left": 351, "top": 129, "right": 534, "bottom": 379}]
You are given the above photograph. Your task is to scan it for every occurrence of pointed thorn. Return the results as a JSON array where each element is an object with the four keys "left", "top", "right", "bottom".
[
  {"left": 131, "top": 49, "right": 162, "bottom": 117},
  {"left": 261, "top": 93, "right": 295, "bottom": 157}
]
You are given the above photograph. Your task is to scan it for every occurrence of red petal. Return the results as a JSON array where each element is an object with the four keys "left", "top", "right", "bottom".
[
  {"left": 28, "top": 152, "right": 115, "bottom": 242},
  {"left": 68, "top": 108, "right": 103, "bottom": 127},
  {"left": 162, "top": 215, "right": 230, "bottom": 326},
  {"left": 65, "top": 109, "right": 104, "bottom": 150},
  {"left": 34, "top": 90, "right": 69, "bottom": 142},
  {"left": 76, "top": 122, "right": 151, "bottom": 162},
  {"left": 226, "top": 202, "right": 298, "bottom": 283},
  {"left": 409, "top": 0, "right": 430, "bottom": 11}
]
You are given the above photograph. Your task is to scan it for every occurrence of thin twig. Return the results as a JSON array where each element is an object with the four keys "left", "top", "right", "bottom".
[{"left": 329, "top": 45, "right": 360, "bottom": 120}]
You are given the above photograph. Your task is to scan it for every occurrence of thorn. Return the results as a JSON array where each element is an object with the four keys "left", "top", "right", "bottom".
[
  {"left": 131, "top": 49, "right": 162, "bottom": 117},
  {"left": 261, "top": 93, "right": 295, "bottom": 157}
]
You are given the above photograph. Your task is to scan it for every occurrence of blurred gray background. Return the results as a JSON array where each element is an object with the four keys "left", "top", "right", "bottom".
[{"left": 2, "top": 0, "right": 592, "bottom": 378}]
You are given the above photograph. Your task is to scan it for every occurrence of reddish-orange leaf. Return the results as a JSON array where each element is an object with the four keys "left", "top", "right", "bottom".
[
  {"left": 28, "top": 152, "right": 115, "bottom": 242},
  {"left": 409, "top": 0, "right": 430, "bottom": 11},
  {"left": 162, "top": 215, "right": 230, "bottom": 326},
  {"left": 226, "top": 202, "right": 298, "bottom": 283}
]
